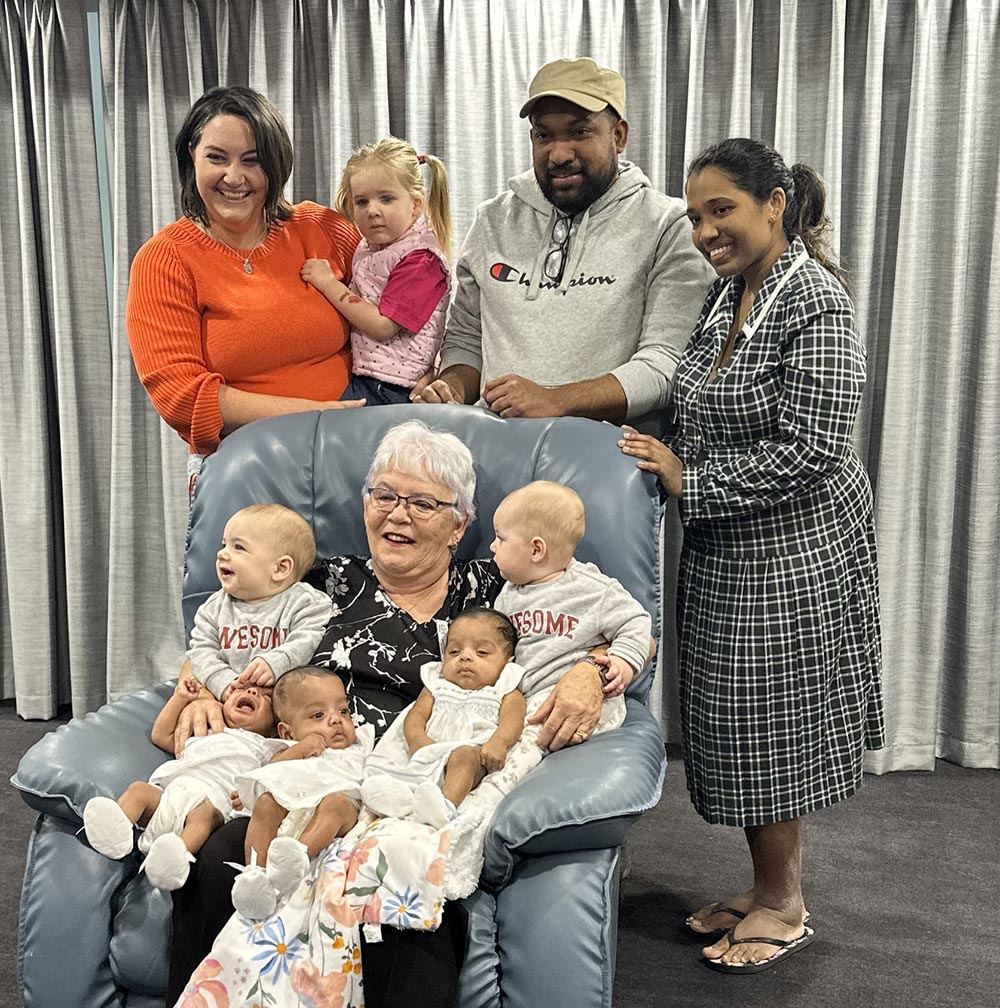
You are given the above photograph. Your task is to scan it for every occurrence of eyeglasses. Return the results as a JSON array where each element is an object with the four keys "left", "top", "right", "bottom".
[
  {"left": 543, "top": 214, "right": 571, "bottom": 283},
  {"left": 366, "top": 486, "right": 456, "bottom": 519}
]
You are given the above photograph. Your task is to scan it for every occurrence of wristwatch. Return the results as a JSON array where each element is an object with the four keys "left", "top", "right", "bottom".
[{"left": 580, "top": 654, "right": 610, "bottom": 684}]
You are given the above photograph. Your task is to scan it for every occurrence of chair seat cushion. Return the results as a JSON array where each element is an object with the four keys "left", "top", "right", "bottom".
[{"left": 12, "top": 683, "right": 173, "bottom": 822}]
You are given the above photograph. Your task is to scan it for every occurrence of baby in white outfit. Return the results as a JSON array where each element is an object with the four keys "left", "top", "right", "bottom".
[
  {"left": 231, "top": 667, "right": 374, "bottom": 919},
  {"left": 82, "top": 675, "right": 281, "bottom": 890},
  {"left": 362, "top": 609, "right": 526, "bottom": 828}
]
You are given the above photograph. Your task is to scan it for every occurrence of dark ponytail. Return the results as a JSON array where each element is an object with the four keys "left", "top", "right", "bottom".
[
  {"left": 788, "top": 163, "right": 849, "bottom": 290},
  {"left": 687, "top": 138, "right": 849, "bottom": 290}
]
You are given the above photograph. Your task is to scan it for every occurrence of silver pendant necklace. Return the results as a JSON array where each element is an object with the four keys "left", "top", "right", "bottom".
[{"left": 208, "top": 220, "right": 270, "bottom": 274}]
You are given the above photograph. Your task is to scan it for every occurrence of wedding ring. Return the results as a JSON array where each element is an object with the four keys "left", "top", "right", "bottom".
[{"left": 573, "top": 729, "right": 589, "bottom": 740}]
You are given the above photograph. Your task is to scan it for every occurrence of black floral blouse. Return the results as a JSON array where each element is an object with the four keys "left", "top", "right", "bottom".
[{"left": 307, "top": 556, "right": 504, "bottom": 736}]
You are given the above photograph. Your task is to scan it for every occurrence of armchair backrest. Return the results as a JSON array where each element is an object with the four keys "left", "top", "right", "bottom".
[{"left": 185, "top": 406, "right": 662, "bottom": 699}]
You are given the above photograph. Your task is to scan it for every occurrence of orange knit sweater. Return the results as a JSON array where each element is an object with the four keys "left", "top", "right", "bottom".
[{"left": 127, "top": 201, "right": 361, "bottom": 454}]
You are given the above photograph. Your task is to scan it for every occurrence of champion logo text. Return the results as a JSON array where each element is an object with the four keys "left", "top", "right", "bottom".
[{"left": 489, "top": 262, "right": 616, "bottom": 292}]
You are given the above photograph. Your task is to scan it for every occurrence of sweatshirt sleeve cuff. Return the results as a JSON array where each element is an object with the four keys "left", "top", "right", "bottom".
[
  {"left": 266, "top": 652, "right": 293, "bottom": 679},
  {"left": 608, "top": 643, "right": 649, "bottom": 673},
  {"left": 609, "top": 360, "right": 669, "bottom": 418},
  {"left": 438, "top": 344, "right": 483, "bottom": 375},
  {"left": 204, "top": 667, "right": 237, "bottom": 700}
]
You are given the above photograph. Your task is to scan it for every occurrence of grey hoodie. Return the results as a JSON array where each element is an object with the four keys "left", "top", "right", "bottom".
[{"left": 440, "top": 160, "right": 715, "bottom": 420}]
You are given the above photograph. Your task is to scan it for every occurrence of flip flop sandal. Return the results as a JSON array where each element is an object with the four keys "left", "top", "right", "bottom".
[
  {"left": 686, "top": 904, "right": 811, "bottom": 938},
  {"left": 685, "top": 903, "right": 746, "bottom": 936},
  {"left": 704, "top": 925, "right": 816, "bottom": 974}
]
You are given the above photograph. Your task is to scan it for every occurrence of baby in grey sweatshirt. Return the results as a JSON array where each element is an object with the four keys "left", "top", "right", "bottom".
[{"left": 490, "top": 481, "right": 650, "bottom": 717}]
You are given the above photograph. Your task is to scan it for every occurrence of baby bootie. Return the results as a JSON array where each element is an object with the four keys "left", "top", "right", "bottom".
[
  {"left": 361, "top": 776, "right": 415, "bottom": 820},
  {"left": 83, "top": 796, "right": 135, "bottom": 859},
  {"left": 231, "top": 849, "right": 278, "bottom": 920},
  {"left": 412, "top": 781, "right": 457, "bottom": 829},
  {"left": 142, "top": 833, "right": 195, "bottom": 890},
  {"left": 266, "top": 836, "right": 310, "bottom": 898}
]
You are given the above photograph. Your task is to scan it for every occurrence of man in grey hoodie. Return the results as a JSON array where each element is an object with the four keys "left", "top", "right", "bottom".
[{"left": 413, "top": 57, "right": 714, "bottom": 426}]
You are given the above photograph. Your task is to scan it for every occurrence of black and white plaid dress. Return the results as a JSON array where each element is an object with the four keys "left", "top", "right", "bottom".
[{"left": 669, "top": 238, "right": 885, "bottom": 827}]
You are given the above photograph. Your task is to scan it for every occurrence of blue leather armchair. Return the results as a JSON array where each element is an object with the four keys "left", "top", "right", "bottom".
[{"left": 14, "top": 406, "right": 666, "bottom": 1008}]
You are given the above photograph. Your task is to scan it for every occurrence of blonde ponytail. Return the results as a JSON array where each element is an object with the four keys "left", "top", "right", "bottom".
[{"left": 420, "top": 154, "right": 452, "bottom": 256}]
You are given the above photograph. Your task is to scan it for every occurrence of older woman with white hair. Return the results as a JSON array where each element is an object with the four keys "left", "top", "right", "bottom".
[
  {"left": 167, "top": 419, "right": 606, "bottom": 1008},
  {"left": 311, "top": 419, "right": 490, "bottom": 736}
]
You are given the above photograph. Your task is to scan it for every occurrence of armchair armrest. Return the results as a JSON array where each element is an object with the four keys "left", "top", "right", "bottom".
[
  {"left": 480, "top": 699, "right": 665, "bottom": 889},
  {"left": 11, "top": 683, "right": 173, "bottom": 822}
]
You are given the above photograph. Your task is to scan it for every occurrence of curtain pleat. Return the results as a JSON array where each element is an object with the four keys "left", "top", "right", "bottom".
[
  {"left": 865, "top": 0, "right": 1000, "bottom": 771},
  {"left": 292, "top": 0, "right": 389, "bottom": 206},
  {"left": 2, "top": 0, "right": 111, "bottom": 717},
  {"left": 3, "top": 0, "right": 997, "bottom": 770},
  {"left": 103, "top": 0, "right": 196, "bottom": 709}
]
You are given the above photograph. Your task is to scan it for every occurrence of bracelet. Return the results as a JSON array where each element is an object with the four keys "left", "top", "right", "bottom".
[{"left": 580, "top": 654, "right": 610, "bottom": 684}]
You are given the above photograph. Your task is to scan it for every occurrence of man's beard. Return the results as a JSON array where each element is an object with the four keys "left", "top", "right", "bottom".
[{"left": 539, "top": 160, "right": 619, "bottom": 217}]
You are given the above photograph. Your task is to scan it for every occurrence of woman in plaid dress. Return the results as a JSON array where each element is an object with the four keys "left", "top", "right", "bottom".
[{"left": 621, "top": 138, "right": 884, "bottom": 974}]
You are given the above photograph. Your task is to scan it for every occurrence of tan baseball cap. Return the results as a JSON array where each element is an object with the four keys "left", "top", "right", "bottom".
[{"left": 519, "top": 57, "right": 626, "bottom": 119}]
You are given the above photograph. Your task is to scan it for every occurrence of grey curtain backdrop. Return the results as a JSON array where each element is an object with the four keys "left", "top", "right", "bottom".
[
  {"left": 2, "top": 0, "right": 113, "bottom": 716},
  {"left": 1, "top": 1, "right": 997, "bottom": 773}
]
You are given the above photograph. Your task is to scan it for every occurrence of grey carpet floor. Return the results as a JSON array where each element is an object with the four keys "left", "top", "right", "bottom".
[
  {"left": 4, "top": 701, "right": 998, "bottom": 1007},
  {"left": 616, "top": 750, "right": 1000, "bottom": 1008}
]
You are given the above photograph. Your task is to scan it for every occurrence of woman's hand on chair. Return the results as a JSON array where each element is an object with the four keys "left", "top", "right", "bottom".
[
  {"left": 529, "top": 662, "right": 603, "bottom": 751},
  {"left": 173, "top": 696, "right": 226, "bottom": 757}
]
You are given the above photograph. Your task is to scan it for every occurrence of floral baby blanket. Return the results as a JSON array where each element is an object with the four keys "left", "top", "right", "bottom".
[{"left": 174, "top": 815, "right": 450, "bottom": 1008}]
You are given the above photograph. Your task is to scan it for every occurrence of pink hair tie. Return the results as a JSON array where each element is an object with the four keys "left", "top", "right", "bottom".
[{"left": 417, "top": 154, "right": 426, "bottom": 165}]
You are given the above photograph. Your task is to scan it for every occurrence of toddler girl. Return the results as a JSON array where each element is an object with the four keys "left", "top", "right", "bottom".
[
  {"left": 361, "top": 609, "right": 526, "bottom": 828},
  {"left": 230, "top": 667, "right": 374, "bottom": 919},
  {"left": 301, "top": 137, "right": 452, "bottom": 405}
]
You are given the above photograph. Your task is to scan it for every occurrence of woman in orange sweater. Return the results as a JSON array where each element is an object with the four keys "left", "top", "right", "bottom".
[{"left": 127, "top": 86, "right": 363, "bottom": 467}]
